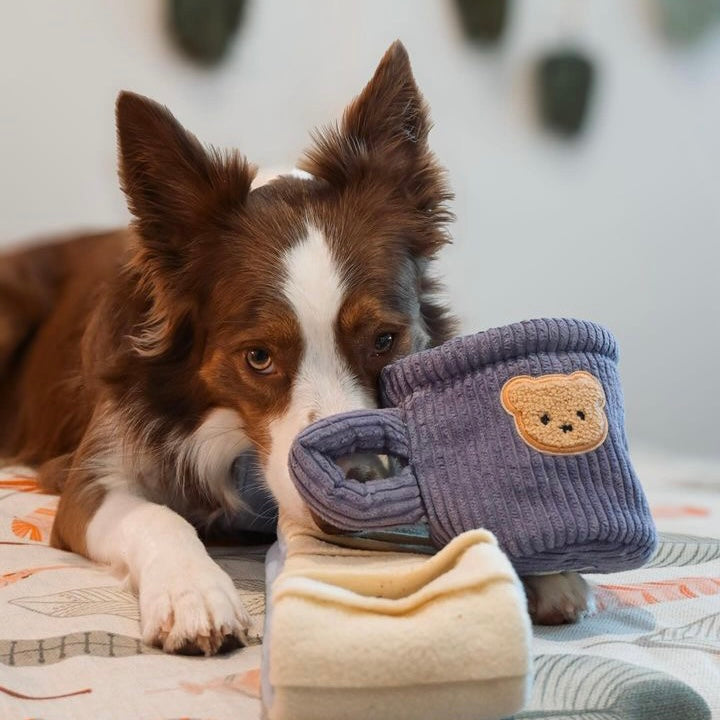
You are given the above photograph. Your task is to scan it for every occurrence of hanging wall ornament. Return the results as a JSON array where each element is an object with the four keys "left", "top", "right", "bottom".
[
  {"left": 656, "top": 0, "right": 720, "bottom": 45},
  {"left": 537, "top": 48, "right": 595, "bottom": 138},
  {"left": 168, "top": 0, "right": 246, "bottom": 66},
  {"left": 534, "top": 2, "right": 597, "bottom": 139},
  {"left": 454, "top": 0, "right": 511, "bottom": 44}
]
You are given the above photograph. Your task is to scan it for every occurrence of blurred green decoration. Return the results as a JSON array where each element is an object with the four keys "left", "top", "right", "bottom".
[
  {"left": 537, "top": 49, "right": 595, "bottom": 139},
  {"left": 656, "top": 0, "right": 720, "bottom": 45},
  {"left": 454, "top": 0, "right": 510, "bottom": 44},
  {"left": 168, "top": 0, "right": 246, "bottom": 66}
]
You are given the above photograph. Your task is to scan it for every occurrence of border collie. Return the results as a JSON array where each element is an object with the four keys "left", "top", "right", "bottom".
[{"left": 0, "top": 41, "right": 590, "bottom": 655}]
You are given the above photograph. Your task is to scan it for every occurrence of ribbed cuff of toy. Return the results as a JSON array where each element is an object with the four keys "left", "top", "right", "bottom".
[{"left": 381, "top": 318, "right": 618, "bottom": 405}]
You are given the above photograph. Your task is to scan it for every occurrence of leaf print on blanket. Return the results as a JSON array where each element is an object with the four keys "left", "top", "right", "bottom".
[
  {"left": 10, "top": 586, "right": 140, "bottom": 620},
  {"left": 515, "top": 654, "right": 710, "bottom": 719},
  {"left": 645, "top": 532, "right": 720, "bottom": 568},
  {"left": 597, "top": 576, "right": 720, "bottom": 609},
  {"left": 588, "top": 613, "right": 720, "bottom": 656},
  {"left": 534, "top": 607, "right": 656, "bottom": 641},
  {"left": 151, "top": 668, "right": 262, "bottom": 699},
  {"left": 181, "top": 668, "right": 261, "bottom": 698},
  {"left": 1, "top": 565, "right": 77, "bottom": 588},
  {"left": 635, "top": 613, "right": 720, "bottom": 654},
  {"left": 0, "top": 631, "right": 162, "bottom": 666},
  {"left": 11, "top": 504, "right": 57, "bottom": 542},
  {"left": 0, "top": 683, "right": 91, "bottom": 700},
  {"left": 232, "top": 578, "right": 265, "bottom": 617},
  {"left": 0, "top": 476, "right": 42, "bottom": 494},
  {"left": 651, "top": 505, "right": 709, "bottom": 519}
]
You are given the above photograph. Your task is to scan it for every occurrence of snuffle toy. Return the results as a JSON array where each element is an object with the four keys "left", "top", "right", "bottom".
[
  {"left": 261, "top": 318, "right": 657, "bottom": 720},
  {"left": 290, "top": 317, "right": 657, "bottom": 574}
]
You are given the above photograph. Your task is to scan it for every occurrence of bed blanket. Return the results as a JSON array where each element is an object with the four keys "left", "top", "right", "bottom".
[{"left": 1, "top": 450, "right": 719, "bottom": 719}]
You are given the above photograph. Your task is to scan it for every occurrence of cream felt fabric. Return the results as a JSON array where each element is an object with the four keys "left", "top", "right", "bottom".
[{"left": 263, "top": 515, "right": 533, "bottom": 720}]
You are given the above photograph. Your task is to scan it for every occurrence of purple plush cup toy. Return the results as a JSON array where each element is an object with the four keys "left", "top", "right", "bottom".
[{"left": 289, "top": 318, "right": 657, "bottom": 575}]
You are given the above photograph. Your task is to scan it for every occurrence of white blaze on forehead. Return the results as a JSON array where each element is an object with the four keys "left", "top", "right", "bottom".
[
  {"left": 283, "top": 225, "right": 345, "bottom": 347},
  {"left": 251, "top": 167, "right": 314, "bottom": 190},
  {"left": 265, "top": 225, "right": 374, "bottom": 522}
]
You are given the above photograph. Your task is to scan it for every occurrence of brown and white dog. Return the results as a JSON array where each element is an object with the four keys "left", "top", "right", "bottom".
[{"left": 0, "top": 42, "right": 590, "bottom": 655}]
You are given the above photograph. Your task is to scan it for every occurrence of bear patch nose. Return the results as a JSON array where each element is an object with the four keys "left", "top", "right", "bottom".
[{"left": 560, "top": 423, "right": 573, "bottom": 433}]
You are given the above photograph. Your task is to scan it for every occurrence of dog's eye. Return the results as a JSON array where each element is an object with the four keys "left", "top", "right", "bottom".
[
  {"left": 374, "top": 333, "right": 395, "bottom": 354},
  {"left": 246, "top": 348, "right": 274, "bottom": 374},
  {"left": 576, "top": 410, "right": 586, "bottom": 420},
  {"left": 540, "top": 413, "right": 551, "bottom": 425}
]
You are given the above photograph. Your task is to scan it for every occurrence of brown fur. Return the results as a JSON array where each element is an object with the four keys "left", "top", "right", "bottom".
[{"left": 0, "top": 231, "right": 129, "bottom": 465}]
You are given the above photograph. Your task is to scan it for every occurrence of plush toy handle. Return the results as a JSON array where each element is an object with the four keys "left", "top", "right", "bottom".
[{"left": 288, "top": 408, "right": 426, "bottom": 531}]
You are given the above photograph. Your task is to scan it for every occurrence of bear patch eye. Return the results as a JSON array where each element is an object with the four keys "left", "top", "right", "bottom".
[
  {"left": 540, "top": 413, "right": 551, "bottom": 425},
  {"left": 576, "top": 410, "right": 586, "bottom": 421}
]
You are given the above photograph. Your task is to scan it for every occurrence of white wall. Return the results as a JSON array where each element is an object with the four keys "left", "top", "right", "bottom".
[{"left": 1, "top": 1, "right": 719, "bottom": 457}]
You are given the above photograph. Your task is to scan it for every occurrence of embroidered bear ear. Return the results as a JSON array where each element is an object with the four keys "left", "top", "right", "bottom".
[
  {"left": 501, "top": 375, "right": 531, "bottom": 412},
  {"left": 500, "top": 371, "right": 609, "bottom": 456},
  {"left": 501, "top": 375, "right": 555, "bottom": 414},
  {"left": 566, "top": 369, "right": 606, "bottom": 395}
]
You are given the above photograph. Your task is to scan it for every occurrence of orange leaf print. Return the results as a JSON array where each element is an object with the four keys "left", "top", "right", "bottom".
[
  {"left": 651, "top": 505, "right": 710, "bottom": 519},
  {"left": 11, "top": 519, "right": 42, "bottom": 541},
  {"left": 0, "top": 565, "right": 76, "bottom": 588},
  {"left": 11, "top": 505, "right": 56, "bottom": 543},
  {"left": 0, "top": 476, "right": 41, "bottom": 493},
  {"left": 597, "top": 576, "right": 720, "bottom": 609},
  {"left": 165, "top": 668, "right": 262, "bottom": 698}
]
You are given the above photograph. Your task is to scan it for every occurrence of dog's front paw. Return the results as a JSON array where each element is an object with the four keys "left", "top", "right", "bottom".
[
  {"left": 139, "top": 557, "right": 250, "bottom": 655},
  {"left": 523, "top": 571, "right": 595, "bottom": 625}
]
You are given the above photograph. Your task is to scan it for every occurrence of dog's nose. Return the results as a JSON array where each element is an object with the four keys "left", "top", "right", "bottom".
[
  {"left": 345, "top": 465, "right": 383, "bottom": 483},
  {"left": 337, "top": 454, "right": 390, "bottom": 483},
  {"left": 560, "top": 423, "right": 573, "bottom": 433}
]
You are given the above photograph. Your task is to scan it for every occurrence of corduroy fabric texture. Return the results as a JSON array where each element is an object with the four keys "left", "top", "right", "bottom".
[{"left": 289, "top": 318, "right": 657, "bottom": 575}]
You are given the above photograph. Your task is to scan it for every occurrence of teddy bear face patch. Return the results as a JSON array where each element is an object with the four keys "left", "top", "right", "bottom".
[{"left": 500, "top": 370, "right": 608, "bottom": 455}]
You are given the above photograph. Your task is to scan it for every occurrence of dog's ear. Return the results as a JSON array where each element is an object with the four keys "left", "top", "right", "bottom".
[
  {"left": 312, "top": 41, "right": 430, "bottom": 175},
  {"left": 299, "top": 41, "right": 451, "bottom": 235},
  {"left": 117, "top": 91, "right": 255, "bottom": 239},
  {"left": 116, "top": 92, "right": 256, "bottom": 357}
]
